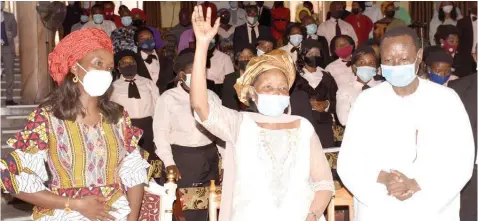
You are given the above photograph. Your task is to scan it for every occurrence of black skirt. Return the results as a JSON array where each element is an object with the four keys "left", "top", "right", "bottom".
[{"left": 131, "top": 117, "right": 163, "bottom": 180}]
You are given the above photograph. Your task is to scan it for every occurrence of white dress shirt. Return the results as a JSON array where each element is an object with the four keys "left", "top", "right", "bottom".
[
  {"left": 301, "top": 67, "right": 325, "bottom": 88},
  {"left": 325, "top": 59, "right": 356, "bottom": 89},
  {"left": 247, "top": 23, "right": 259, "bottom": 43},
  {"left": 153, "top": 86, "right": 221, "bottom": 167},
  {"left": 279, "top": 43, "right": 300, "bottom": 63},
  {"left": 363, "top": 4, "right": 383, "bottom": 24},
  {"left": 81, "top": 20, "right": 117, "bottom": 36},
  {"left": 206, "top": 49, "right": 235, "bottom": 84},
  {"left": 317, "top": 18, "right": 359, "bottom": 49},
  {"left": 429, "top": 18, "right": 459, "bottom": 46},
  {"left": 336, "top": 78, "right": 382, "bottom": 125},
  {"left": 337, "top": 78, "right": 475, "bottom": 221},
  {"left": 141, "top": 50, "right": 161, "bottom": 83},
  {"left": 111, "top": 75, "right": 159, "bottom": 119}
]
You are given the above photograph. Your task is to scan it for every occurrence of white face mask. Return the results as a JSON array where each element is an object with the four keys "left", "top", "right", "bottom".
[
  {"left": 257, "top": 48, "right": 265, "bottom": 56},
  {"left": 289, "top": 34, "right": 303, "bottom": 47},
  {"left": 254, "top": 88, "right": 290, "bottom": 117},
  {"left": 76, "top": 63, "right": 113, "bottom": 97},
  {"left": 442, "top": 5, "right": 453, "bottom": 13},
  {"left": 184, "top": 73, "right": 192, "bottom": 87}
]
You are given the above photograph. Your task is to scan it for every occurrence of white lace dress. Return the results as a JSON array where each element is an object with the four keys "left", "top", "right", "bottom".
[{"left": 194, "top": 93, "right": 334, "bottom": 221}]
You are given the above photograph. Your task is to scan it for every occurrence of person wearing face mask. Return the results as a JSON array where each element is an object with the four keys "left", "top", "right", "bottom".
[
  {"left": 325, "top": 35, "right": 356, "bottom": 88},
  {"left": 423, "top": 48, "right": 458, "bottom": 86},
  {"left": 110, "top": 50, "right": 161, "bottom": 182},
  {"left": 233, "top": 5, "right": 272, "bottom": 55},
  {"left": 317, "top": 1, "right": 358, "bottom": 51},
  {"left": 279, "top": 23, "right": 306, "bottom": 62},
  {"left": 102, "top": 1, "right": 120, "bottom": 26},
  {"left": 190, "top": 7, "right": 334, "bottom": 221},
  {"left": 130, "top": 8, "right": 166, "bottom": 54},
  {"left": 363, "top": 1, "right": 382, "bottom": 24},
  {"left": 0, "top": 28, "right": 151, "bottom": 221},
  {"left": 62, "top": 1, "right": 82, "bottom": 37},
  {"left": 429, "top": 2, "right": 461, "bottom": 46},
  {"left": 70, "top": 9, "right": 89, "bottom": 32},
  {"left": 228, "top": 1, "right": 247, "bottom": 27},
  {"left": 1, "top": 0, "right": 17, "bottom": 106},
  {"left": 206, "top": 34, "right": 235, "bottom": 95},
  {"left": 336, "top": 45, "right": 382, "bottom": 126},
  {"left": 217, "top": 8, "right": 235, "bottom": 61},
  {"left": 81, "top": 4, "right": 117, "bottom": 36},
  {"left": 344, "top": 1, "right": 373, "bottom": 46},
  {"left": 222, "top": 45, "right": 256, "bottom": 110},
  {"left": 134, "top": 27, "right": 174, "bottom": 94},
  {"left": 295, "top": 39, "right": 338, "bottom": 149},
  {"left": 111, "top": 8, "right": 138, "bottom": 53},
  {"left": 434, "top": 24, "right": 477, "bottom": 78},
  {"left": 153, "top": 48, "right": 223, "bottom": 221},
  {"left": 271, "top": 2, "right": 290, "bottom": 44},
  {"left": 375, "top": 2, "right": 406, "bottom": 33},
  {"left": 255, "top": 34, "right": 275, "bottom": 56},
  {"left": 338, "top": 26, "right": 475, "bottom": 221}
]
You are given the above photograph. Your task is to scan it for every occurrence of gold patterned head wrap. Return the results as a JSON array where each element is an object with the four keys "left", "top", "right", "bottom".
[{"left": 234, "top": 49, "right": 295, "bottom": 106}]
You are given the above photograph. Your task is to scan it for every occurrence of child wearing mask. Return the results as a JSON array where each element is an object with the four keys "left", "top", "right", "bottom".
[{"left": 279, "top": 22, "right": 306, "bottom": 62}]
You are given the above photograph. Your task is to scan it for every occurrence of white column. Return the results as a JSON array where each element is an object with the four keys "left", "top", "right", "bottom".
[{"left": 289, "top": 1, "right": 301, "bottom": 22}]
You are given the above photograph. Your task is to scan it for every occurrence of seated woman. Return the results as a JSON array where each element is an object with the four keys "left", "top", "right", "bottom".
[
  {"left": 153, "top": 48, "right": 222, "bottom": 221},
  {"left": 336, "top": 45, "right": 383, "bottom": 126},
  {"left": 295, "top": 39, "right": 338, "bottom": 148},
  {"left": 255, "top": 34, "right": 275, "bottom": 56},
  {"left": 190, "top": 6, "right": 334, "bottom": 221},
  {"left": 222, "top": 44, "right": 256, "bottom": 110},
  {"left": 217, "top": 8, "right": 235, "bottom": 61},
  {"left": 325, "top": 35, "right": 356, "bottom": 88},
  {"left": 111, "top": 50, "right": 162, "bottom": 181},
  {"left": 0, "top": 28, "right": 150, "bottom": 220},
  {"left": 429, "top": 2, "right": 461, "bottom": 46},
  {"left": 424, "top": 47, "right": 458, "bottom": 86}
]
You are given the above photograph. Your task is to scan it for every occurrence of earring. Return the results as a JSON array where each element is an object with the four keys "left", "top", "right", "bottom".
[{"left": 73, "top": 75, "right": 79, "bottom": 83}]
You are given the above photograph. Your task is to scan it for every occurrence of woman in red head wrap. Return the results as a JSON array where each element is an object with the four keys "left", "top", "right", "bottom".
[
  {"left": 0, "top": 28, "right": 151, "bottom": 221},
  {"left": 271, "top": 4, "right": 290, "bottom": 46}
]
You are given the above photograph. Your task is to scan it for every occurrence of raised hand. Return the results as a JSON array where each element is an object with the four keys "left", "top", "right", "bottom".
[{"left": 191, "top": 5, "right": 220, "bottom": 45}]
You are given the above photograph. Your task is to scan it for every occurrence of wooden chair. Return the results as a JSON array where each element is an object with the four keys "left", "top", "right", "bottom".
[{"left": 327, "top": 187, "right": 354, "bottom": 221}]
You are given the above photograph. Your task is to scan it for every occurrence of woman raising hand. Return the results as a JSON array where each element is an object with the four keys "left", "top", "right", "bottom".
[{"left": 190, "top": 6, "right": 334, "bottom": 221}]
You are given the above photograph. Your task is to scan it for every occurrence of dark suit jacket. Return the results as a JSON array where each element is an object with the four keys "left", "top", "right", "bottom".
[
  {"left": 258, "top": 7, "right": 272, "bottom": 27},
  {"left": 233, "top": 24, "right": 272, "bottom": 54},
  {"left": 135, "top": 52, "right": 174, "bottom": 94},
  {"left": 448, "top": 73, "right": 477, "bottom": 161},
  {"left": 222, "top": 72, "right": 241, "bottom": 110},
  {"left": 457, "top": 16, "right": 474, "bottom": 55}
]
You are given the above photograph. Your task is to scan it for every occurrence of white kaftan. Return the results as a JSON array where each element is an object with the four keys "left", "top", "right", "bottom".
[
  {"left": 337, "top": 78, "right": 475, "bottom": 221},
  {"left": 194, "top": 92, "right": 334, "bottom": 221}
]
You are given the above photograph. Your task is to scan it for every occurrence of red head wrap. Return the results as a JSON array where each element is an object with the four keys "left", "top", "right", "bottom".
[
  {"left": 48, "top": 28, "right": 113, "bottom": 85},
  {"left": 131, "top": 8, "right": 146, "bottom": 21}
]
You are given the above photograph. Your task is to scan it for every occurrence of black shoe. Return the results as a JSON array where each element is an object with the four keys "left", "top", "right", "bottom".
[{"left": 5, "top": 100, "right": 18, "bottom": 106}]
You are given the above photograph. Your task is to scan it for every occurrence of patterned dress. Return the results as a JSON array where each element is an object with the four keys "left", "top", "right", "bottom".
[
  {"left": 111, "top": 26, "right": 138, "bottom": 53},
  {"left": 0, "top": 108, "right": 151, "bottom": 220}
]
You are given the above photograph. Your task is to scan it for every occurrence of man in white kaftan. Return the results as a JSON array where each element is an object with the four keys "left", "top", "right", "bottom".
[{"left": 337, "top": 27, "right": 475, "bottom": 221}]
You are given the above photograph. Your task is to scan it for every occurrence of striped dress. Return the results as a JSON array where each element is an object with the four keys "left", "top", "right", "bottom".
[{"left": 0, "top": 108, "right": 151, "bottom": 220}]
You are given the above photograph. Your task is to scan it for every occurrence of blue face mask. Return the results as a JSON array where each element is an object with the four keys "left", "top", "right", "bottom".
[
  {"left": 289, "top": 34, "right": 303, "bottom": 47},
  {"left": 121, "top": 16, "right": 132, "bottom": 26},
  {"left": 381, "top": 59, "right": 417, "bottom": 87},
  {"left": 139, "top": 39, "right": 156, "bottom": 51},
  {"left": 428, "top": 72, "right": 451, "bottom": 85},
  {"left": 93, "top": 14, "right": 104, "bottom": 24},
  {"left": 80, "top": 15, "right": 89, "bottom": 23},
  {"left": 356, "top": 66, "right": 377, "bottom": 82},
  {"left": 306, "top": 24, "right": 317, "bottom": 35}
]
